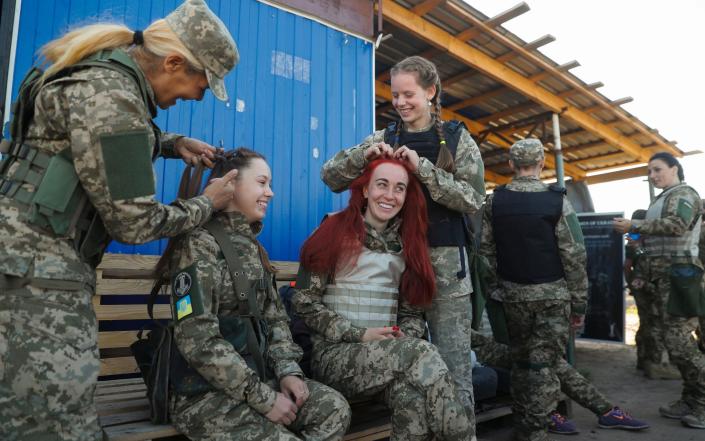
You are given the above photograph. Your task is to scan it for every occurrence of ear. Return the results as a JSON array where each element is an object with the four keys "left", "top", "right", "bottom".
[
  {"left": 163, "top": 54, "right": 187, "bottom": 73},
  {"left": 538, "top": 158, "right": 545, "bottom": 172},
  {"left": 426, "top": 84, "right": 437, "bottom": 102},
  {"left": 363, "top": 187, "right": 369, "bottom": 199},
  {"left": 508, "top": 160, "right": 516, "bottom": 172}
]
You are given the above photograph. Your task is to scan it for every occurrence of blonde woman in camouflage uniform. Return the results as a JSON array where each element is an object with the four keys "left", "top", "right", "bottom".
[
  {"left": 321, "top": 56, "right": 484, "bottom": 437},
  {"left": 163, "top": 148, "right": 350, "bottom": 440},
  {"left": 614, "top": 152, "right": 705, "bottom": 429},
  {"left": 294, "top": 158, "right": 472, "bottom": 440},
  {"left": 481, "top": 140, "right": 646, "bottom": 441},
  {"left": 0, "top": 1, "right": 239, "bottom": 439}
]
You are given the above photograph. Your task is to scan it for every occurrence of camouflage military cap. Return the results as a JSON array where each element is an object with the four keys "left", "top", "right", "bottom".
[
  {"left": 165, "top": 0, "right": 239, "bottom": 101},
  {"left": 509, "top": 138, "right": 544, "bottom": 166}
]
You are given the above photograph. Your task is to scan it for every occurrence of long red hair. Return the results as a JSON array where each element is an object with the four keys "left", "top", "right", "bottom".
[{"left": 300, "top": 159, "right": 436, "bottom": 306}]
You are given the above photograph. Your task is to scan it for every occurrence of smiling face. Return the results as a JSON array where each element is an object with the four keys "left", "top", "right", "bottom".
[
  {"left": 648, "top": 158, "right": 680, "bottom": 189},
  {"left": 390, "top": 72, "right": 435, "bottom": 131},
  {"left": 363, "top": 162, "right": 409, "bottom": 231},
  {"left": 228, "top": 158, "right": 274, "bottom": 223}
]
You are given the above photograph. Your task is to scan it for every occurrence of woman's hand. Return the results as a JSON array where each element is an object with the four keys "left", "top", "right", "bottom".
[
  {"left": 361, "top": 326, "right": 400, "bottom": 342},
  {"left": 279, "top": 375, "right": 309, "bottom": 408},
  {"left": 202, "top": 169, "right": 238, "bottom": 210},
  {"left": 175, "top": 136, "right": 217, "bottom": 167},
  {"left": 613, "top": 218, "right": 632, "bottom": 234},
  {"left": 394, "top": 146, "right": 420, "bottom": 172},
  {"left": 264, "top": 392, "right": 298, "bottom": 425},
  {"left": 364, "top": 143, "right": 394, "bottom": 161}
]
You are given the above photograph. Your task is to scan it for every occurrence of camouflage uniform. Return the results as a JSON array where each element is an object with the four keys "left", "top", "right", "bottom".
[
  {"left": 0, "top": 2, "right": 238, "bottom": 439},
  {"left": 293, "top": 220, "right": 472, "bottom": 441},
  {"left": 320, "top": 122, "right": 485, "bottom": 428},
  {"left": 630, "top": 183, "right": 705, "bottom": 417},
  {"left": 472, "top": 330, "right": 611, "bottom": 416},
  {"left": 479, "top": 139, "right": 588, "bottom": 441},
  {"left": 169, "top": 212, "right": 350, "bottom": 440}
]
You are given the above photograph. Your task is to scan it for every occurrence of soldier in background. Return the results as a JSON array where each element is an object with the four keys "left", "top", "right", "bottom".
[
  {"left": 480, "top": 139, "right": 646, "bottom": 441},
  {"left": 0, "top": 1, "right": 238, "bottom": 439}
]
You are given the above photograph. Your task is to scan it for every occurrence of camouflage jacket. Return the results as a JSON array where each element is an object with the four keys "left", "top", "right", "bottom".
[
  {"left": 480, "top": 176, "right": 588, "bottom": 314},
  {"left": 320, "top": 124, "right": 485, "bottom": 214},
  {"left": 170, "top": 212, "right": 303, "bottom": 415},
  {"left": 0, "top": 52, "right": 212, "bottom": 286},
  {"left": 631, "top": 183, "right": 702, "bottom": 267},
  {"left": 292, "top": 219, "right": 426, "bottom": 346}
]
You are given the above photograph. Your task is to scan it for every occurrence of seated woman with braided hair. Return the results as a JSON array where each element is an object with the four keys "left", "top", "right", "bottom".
[
  {"left": 156, "top": 148, "right": 351, "bottom": 440},
  {"left": 292, "top": 158, "right": 472, "bottom": 440}
]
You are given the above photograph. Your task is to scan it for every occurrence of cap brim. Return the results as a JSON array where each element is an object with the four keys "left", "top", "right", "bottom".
[{"left": 205, "top": 69, "right": 228, "bottom": 102}]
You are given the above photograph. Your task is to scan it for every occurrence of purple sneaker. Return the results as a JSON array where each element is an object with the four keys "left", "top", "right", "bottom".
[
  {"left": 548, "top": 411, "right": 579, "bottom": 435},
  {"left": 598, "top": 406, "right": 650, "bottom": 430}
]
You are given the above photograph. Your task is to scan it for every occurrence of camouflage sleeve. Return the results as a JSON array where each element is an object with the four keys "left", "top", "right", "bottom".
[
  {"left": 632, "top": 187, "right": 702, "bottom": 236},
  {"left": 64, "top": 75, "right": 213, "bottom": 245},
  {"left": 291, "top": 272, "right": 367, "bottom": 343},
  {"left": 479, "top": 195, "right": 498, "bottom": 292},
  {"left": 556, "top": 198, "right": 588, "bottom": 314},
  {"left": 397, "top": 298, "right": 426, "bottom": 339},
  {"left": 415, "top": 128, "right": 485, "bottom": 214},
  {"left": 263, "top": 279, "right": 305, "bottom": 381},
  {"left": 171, "top": 233, "right": 277, "bottom": 415},
  {"left": 320, "top": 130, "right": 386, "bottom": 193},
  {"left": 159, "top": 132, "right": 185, "bottom": 159}
]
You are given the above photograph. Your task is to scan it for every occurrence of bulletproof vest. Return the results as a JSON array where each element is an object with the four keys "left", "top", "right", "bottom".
[
  {"left": 643, "top": 184, "right": 701, "bottom": 257},
  {"left": 384, "top": 120, "right": 466, "bottom": 247},
  {"left": 324, "top": 247, "right": 404, "bottom": 328},
  {"left": 492, "top": 185, "right": 566, "bottom": 284},
  {"left": 0, "top": 49, "right": 159, "bottom": 266}
]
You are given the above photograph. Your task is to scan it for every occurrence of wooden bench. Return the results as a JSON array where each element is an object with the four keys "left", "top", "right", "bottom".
[{"left": 95, "top": 253, "right": 392, "bottom": 441}]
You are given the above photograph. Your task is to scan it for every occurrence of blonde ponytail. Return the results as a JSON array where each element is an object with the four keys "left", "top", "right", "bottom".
[{"left": 40, "top": 19, "right": 203, "bottom": 82}]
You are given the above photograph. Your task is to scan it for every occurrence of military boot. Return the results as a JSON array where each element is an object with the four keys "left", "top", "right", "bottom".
[
  {"left": 644, "top": 361, "right": 681, "bottom": 380},
  {"left": 681, "top": 408, "right": 705, "bottom": 429},
  {"left": 659, "top": 400, "right": 692, "bottom": 419}
]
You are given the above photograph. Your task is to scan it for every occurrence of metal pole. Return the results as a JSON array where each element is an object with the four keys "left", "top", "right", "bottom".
[{"left": 552, "top": 113, "right": 565, "bottom": 187}]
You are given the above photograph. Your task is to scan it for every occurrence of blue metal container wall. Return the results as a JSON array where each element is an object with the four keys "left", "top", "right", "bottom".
[{"left": 9, "top": 0, "right": 372, "bottom": 260}]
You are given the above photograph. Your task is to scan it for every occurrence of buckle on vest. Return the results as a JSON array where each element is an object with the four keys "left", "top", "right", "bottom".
[
  {"left": 0, "top": 178, "right": 12, "bottom": 195},
  {"left": 17, "top": 144, "right": 30, "bottom": 160}
]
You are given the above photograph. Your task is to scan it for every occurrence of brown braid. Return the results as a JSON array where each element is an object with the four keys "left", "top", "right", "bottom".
[
  {"left": 390, "top": 56, "right": 456, "bottom": 173},
  {"left": 154, "top": 147, "right": 275, "bottom": 285}
]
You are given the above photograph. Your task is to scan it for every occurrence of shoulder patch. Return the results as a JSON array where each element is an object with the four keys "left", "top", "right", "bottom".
[
  {"left": 677, "top": 198, "right": 694, "bottom": 224},
  {"left": 100, "top": 129, "right": 155, "bottom": 200},
  {"left": 171, "top": 264, "right": 205, "bottom": 321}
]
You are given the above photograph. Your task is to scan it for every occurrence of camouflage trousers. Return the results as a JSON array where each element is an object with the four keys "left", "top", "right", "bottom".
[
  {"left": 473, "top": 332, "right": 611, "bottom": 416},
  {"left": 171, "top": 378, "right": 350, "bottom": 440},
  {"left": 0, "top": 276, "right": 101, "bottom": 441},
  {"left": 630, "top": 272, "right": 668, "bottom": 366},
  {"left": 312, "top": 337, "right": 472, "bottom": 441},
  {"left": 503, "top": 299, "right": 570, "bottom": 441},
  {"left": 426, "top": 246, "right": 476, "bottom": 430},
  {"left": 644, "top": 260, "right": 705, "bottom": 410}
]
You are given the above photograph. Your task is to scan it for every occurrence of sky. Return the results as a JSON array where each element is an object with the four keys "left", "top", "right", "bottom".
[{"left": 465, "top": 0, "right": 705, "bottom": 216}]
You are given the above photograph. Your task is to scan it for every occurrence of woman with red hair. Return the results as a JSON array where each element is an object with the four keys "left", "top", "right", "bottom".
[{"left": 292, "top": 159, "right": 472, "bottom": 440}]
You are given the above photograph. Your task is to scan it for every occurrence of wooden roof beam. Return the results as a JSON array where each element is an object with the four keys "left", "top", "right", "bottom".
[
  {"left": 477, "top": 101, "right": 541, "bottom": 124},
  {"left": 495, "top": 34, "right": 556, "bottom": 63},
  {"left": 530, "top": 60, "right": 580, "bottom": 83},
  {"left": 569, "top": 152, "right": 635, "bottom": 167},
  {"left": 375, "top": 80, "right": 587, "bottom": 180},
  {"left": 557, "top": 81, "right": 603, "bottom": 99},
  {"left": 455, "top": 2, "right": 530, "bottom": 43},
  {"left": 585, "top": 165, "right": 647, "bottom": 185},
  {"left": 381, "top": 2, "right": 668, "bottom": 162},
  {"left": 438, "top": 3, "right": 682, "bottom": 156},
  {"left": 411, "top": 0, "right": 446, "bottom": 16},
  {"left": 448, "top": 86, "right": 507, "bottom": 111},
  {"left": 581, "top": 96, "right": 634, "bottom": 114}
]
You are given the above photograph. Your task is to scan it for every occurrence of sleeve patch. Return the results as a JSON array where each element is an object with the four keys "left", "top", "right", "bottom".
[
  {"left": 100, "top": 129, "right": 155, "bottom": 200},
  {"left": 171, "top": 264, "right": 205, "bottom": 321},
  {"left": 677, "top": 198, "right": 694, "bottom": 224}
]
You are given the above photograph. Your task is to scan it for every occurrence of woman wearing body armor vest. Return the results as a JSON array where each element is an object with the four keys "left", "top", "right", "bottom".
[
  {"left": 159, "top": 148, "right": 350, "bottom": 440},
  {"left": 614, "top": 152, "right": 705, "bottom": 429},
  {"left": 321, "top": 56, "right": 485, "bottom": 436},
  {"left": 0, "top": 1, "right": 240, "bottom": 439},
  {"left": 293, "top": 159, "right": 472, "bottom": 440}
]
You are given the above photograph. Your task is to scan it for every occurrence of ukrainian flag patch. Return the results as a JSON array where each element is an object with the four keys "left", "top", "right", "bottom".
[{"left": 176, "top": 295, "right": 194, "bottom": 320}]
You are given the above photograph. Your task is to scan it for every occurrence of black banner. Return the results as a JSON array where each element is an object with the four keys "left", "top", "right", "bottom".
[{"left": 577, "top": 213, "right": 625, "bottom": 342}]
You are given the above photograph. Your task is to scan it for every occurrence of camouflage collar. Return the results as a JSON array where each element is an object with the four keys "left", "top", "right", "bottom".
[
  {"left": 215, "top": 211, "right": 263, "bottom": 238},
  {"left": 513, "top": 175, "right": 540, "bottom": 182},
  {"left": 364, "top": 216, "right": 402, "bottom": 253}
]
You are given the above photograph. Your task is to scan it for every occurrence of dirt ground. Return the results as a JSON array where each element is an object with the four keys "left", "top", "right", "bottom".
[{"left": 477, "top": 339, "right": 702, "bottom": 441}]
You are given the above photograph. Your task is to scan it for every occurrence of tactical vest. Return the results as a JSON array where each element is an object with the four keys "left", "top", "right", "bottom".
[
  {"left": 323, "top": 247, "right": 404, "bottom": 328},
  {"left": 492, "top": 185, "right": 566, "bottom": 284},
  {"left": 384, "top": 120, "right": 467, "bottom": 247},
  {"left": 0, "top": 49, "right": 159, "bottom": 266},
  {"left": 170, "top": 220, "right": 271, "bottom": 396},
  {"left": 643, "top": 184, "right": 701, "bottom": 257}
]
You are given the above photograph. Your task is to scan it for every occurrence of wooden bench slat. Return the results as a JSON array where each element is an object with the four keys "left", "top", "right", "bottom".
[
  {"left": 98, "top": 331, "right": 142, "bottom": 349},
  {"left": 97, "top": 398, "right": 150, "bottom": 416},
  {"left": 97, "top": 278, "right": 165, "bottom": 295},
  {"left": 343, "top": 423, "right": 392, "bottom": 441},
  {"left": 95, "top": 390, "right": 147, "bottom": 404},
  {"left": 102, "top": 421, "right": 178, "bottom": 441},
  {"left": 100, "top": 356, "right": 140, "bottom": 377},
  {"left": 96, "top": 382, "right": 146, "bottom": 397},
  {"left": 99, "top": 409, "right": 151, "bottom": 428},
  {"left": 93, "top": 302, "right": 172, "bottom": 320}
]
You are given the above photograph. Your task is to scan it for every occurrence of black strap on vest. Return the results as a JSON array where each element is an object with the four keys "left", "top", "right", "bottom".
[{"left": 204, "top": 219, "right": 268, "bottom": 381}]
